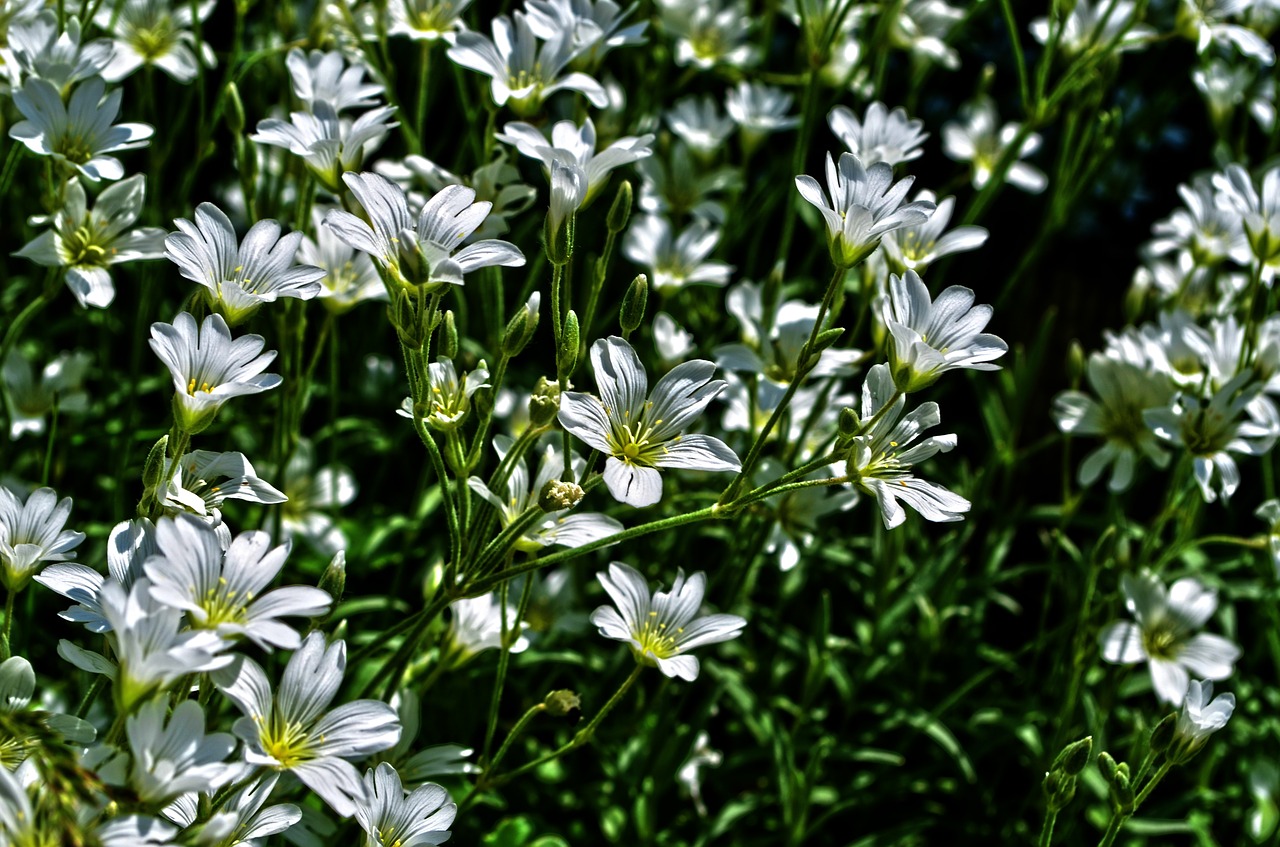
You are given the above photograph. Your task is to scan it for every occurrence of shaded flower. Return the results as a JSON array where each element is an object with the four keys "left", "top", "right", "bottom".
[
  {"left": 559, "top": 336, "right": 740, "bottom": 507},
  {"left": 125, "top": 698, "right": 237, "bottom": 803},
  {"left": 1099, "top": 569, "right": 1240, "bottom": 705},
  {"left": 590, "top": 561, "right": 745, "bottom": 681},
  {"left": 445, "top": 593, "right": 530, "bottom": 661},
  {"left": 298, "top": 207, "right": 386, "bottom": 313},
  {"left": 95, "top": 0, "right": 215, "bottom": 82},
  {"left": 666, "top": 95, "right": 735, "bottom": 156},
  {"left": 10, "top": 12, "right": 114, "bottom": 88},
  {"left": 622, "top": 215, "right": 733, "bottom": 292},
  {"left": 1169, "top": 679, "right": 1235, "bottom": 763},
  {"left": 942, "top": 96, "right": 1046, "bottom": 194},
  {"left": 386, "top": 0, "right": 474, "bottom": 41},
  {"left": 286, "top": 48, "right": 384, "bottom": 112},
  {"left": 252, "top": 101, "right": 398, "bottom": 193},
  {"left": 35, "top": 517, "right": 154, "bottom": 634},
  {"left": 279, "top": 440, "right": 357, "bottom": 556},
  {"left": 2, "top": 349, "right": 91, "bottom": 439},
  {"left": 828, "top": 102, "right": 928, "bottom": 168},
  {"left": 525, "top": 0, "right": 647, "bottom": 66},
  {"left": 0, "top": 485, "right": 84, "bottom": 592},
  {"left": 160, "top": 449, "right": 287, "bottom": 519},
  {"left": 879, "top": 191, "right": 988, "bottom": 275}
]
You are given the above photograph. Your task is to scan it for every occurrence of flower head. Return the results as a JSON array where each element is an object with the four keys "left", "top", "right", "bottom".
[
  {"left": 354, "top": 763, "right": 456, "bottom": 847},
  {"left": 387, "top": 0, "right": 475, "bottom": 41},
  {"left": 15, "top": 174, "right": 166, "bottom": 308},
  {"left": 125, "top": 698, "right": 237, "bottom": 803},
  {"left": 497, "top": 117, "right": 652, "bottom": 209},
  {"left": 298, "top": 207, "right": 386, "bottom": 314},
  {"left": 942, "top": 96, "right": 1046, "bottom": 194},
  {"left": 446, "top": 593, "right": 529, "bottom": 660},
  {"left": 795, "top": 152, "right": 934, "bottom": 267},
  {"left": 10, "top": 11, "right": 114, "bottom": 88},
  {"left": 1169, "top": 679, "right": 1235, "bottom": 763},
  {"left": 1099, "top": 570, "right": 1241, "bottom": 705},
  {"left": 286, "top": 48, "right": 384, "bottom": 112},
  {"left": 9, "top": 75, "right": 152, "bottom": 181},
  {"left": 828, "top": 102, "right": 928, "bottom": 168},
  {"left": 213, "top": 632, "right": 401, "bottom": 817},
  {"left": 166, "top": 203, "right": 326, "bottom": 325},
  {"left": 883, "top": 270, "right": 1008, "bottom": 392},
  {"left": 252, "top": 102, "right": 398, "bottom": 193},
  {"left": 559, "top": 336, "right": 741, "bottom": 507},
  {"left": 879, "top": 192, "right": 988, "bottom": 275},
  {"left": 0, "top": 485, "right": 84, "bottom": 592},
  {"left": 95, "top": 0, "right": 216, "bottom": 82},
  {"left": 2, "top": 349, "right": 91, "bottom": 439},
  {"left": 149, "top": 311, "right": 282, "bottom": 434},
  {"left": 623, "top": 215, "right": 734, "bottom": 292},
  {"left": 590, "top": 561, "right": 745, "bottom": 681}
]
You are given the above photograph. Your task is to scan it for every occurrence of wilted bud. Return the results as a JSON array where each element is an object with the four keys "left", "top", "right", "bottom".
[
  {"left": 503, "top": 292, "right": 541, "bottom": 357},
  {"left": 544, "top": 689, "right": 581, "bottom": 717},
  {"left": 1052, "top": 736, "right": 1093, "bottom": 777},
  {"left": 318, "top": 550, "right": 346, "bottom": 607},
  {"left": 529, "top": 376, "right": 562, "bottom": 426},
  {"left": 441, "top": 311, "right": 459, "bottom": 359},
  {"left": 540, "top": 479, "right": 584, "bottom": 511},
  {"left": 620, "top": 274, "right": 648, "bottom": 335},
  {"left": 225, "top": 82, "right": 246, "bottom": 136},
  {"left": 607, "top": 180, "right": 633, "bottom": 234},
  {"left": 558, "top": 310, "right": 580, "bottom": 380}
]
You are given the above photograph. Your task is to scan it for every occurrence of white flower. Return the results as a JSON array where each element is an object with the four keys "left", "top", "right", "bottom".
[
  {"left": 126, "top": 698, "right": 237, "bottom": 803},
  {"left": 145, "top": 514, "right": 331, "bottom": 650},
  {"left": 1149, "top": 175, "right": 1248, "bottom": 268},
  {"left": 1028, "top": 0, "right": 1153, "bottom": 55},
  {"left": 397, "top": 358, "right": 490, "bottom": 432},
  {"left": 725, "top": 81, "right": 797, "bottom": 138},
  {"left": 468, "top": 435, "right": 623, "bottom": 552},
  {"left": 386, "top": 0, "right": 475, "bottom": 41},
  {"left": 298, "top": 207, "right": 387, "bottom": 314},
  {"left": 0, "top": 485, "right": 84, "bottom": 592},
  {"left": 1144, "top": 373, "right": 1278, "bottom": 502},
  {"left": 622, "top": 215, "right": 734, "bottom": 292},
  {"left": 525, "top": 0, "right": 647, "bottom": 67},
  {"left": 559, "top": 336, "right": 741, "bottom": 507},
  {"left": 891, "top": 0, "right": 964, "bottom": 69},
  {"left": 373, "top": 151, "right": 537, "bottom": 241},
  {"left": 354, "top": 763, "right": 456, "bottom": 847},
  {"left": 942, "top": 96, "right": 1047, "bottom": 194},
  {"left": 252, "top": 102, "right": 398, "bottom": 193},
  {"left": 160, "top": 449, "right": 287, "bottom": 519},
  {"left": 1053, "top": 353, "right": 1175, "bottom": 492},
  {"left": 1099, "top": 570, "right": 1241, "bottom": 705},
  {"left": 654, "top": 312, "right": 694, "bottom": 364},
  {"left": 496, "top": 117, "right": 652, "bottom": 208},
  {"left": 162, "top": 774, "right": 301, "bottom": 847},
  {"left": 1170, "top": 679, "right": 1235, "bottom": 762},
  {"left": 149, "top": 312, "right": 282, "bottom": 434},
  {"left": 95, "top": 0, "right": 216, "bottom": 83},
  {"left": 286, "top": 48, "right": 384, "bottom": 112},
  {"left": 9, "top": 75, "right": 152, "bottom": 182},
  {"left": 828, "top": 102, "right": 928, "bottom": 168},
  {"left": 446, "top": 593, "right": 530, "bottom": 660},
  {"left": 14, "top": 174, "right": 166, "bottom": 308},
  {"left": 165, "top": 203, "right": 326, "bottom": 325},
  {"left": 676, "top": 731, "right": 722, "bottom": 817},
  {"left": 325, "top": 172, "right": 525, "bottom": 290},
  {"left": 1258, "top": 499, "right": 1280, "bottom": 574},
  {"left": 666, "top": 95, "right": 735, "bottom": 156},
  {"left": 795, "top": 152, "right": 935, "bottom": 267},
  {"left": 636, "top": 142, "right": 741, "bottom": 224},
  {"left": 879, "top": 192, "right": 989, "bottom": 275},
  {"left": 666, "top": 0, "right": 759, "bottom": 70},
  {"left": 2, "top": 349, "right": 91, "bottom": 440},
  {"left": 10, "top": 11, "right": 114, "bottom": 88},
  {"left": 1180, "top": 0, "right": 1275, "bottom": 64},
  {"left": 1214, "top": 163, "right": 1280, "bottom": 274},
  {"left": 279, "top": 439, "right": 357, "bottom": 556},
  {"left": 590, "top": 561, "right": 745, "bottom": 681},
  {"left": 846, "top": 364, "right": 970, "bottom": 528},
  {"left": 213, "top": 632, "right": 402, "bottom": 818},
  {"left": 447, "top": 12, "right": 608, "bottom": 114},
  {"left": 883, "top": 270, "right": 1008, "bottom": 392},
  {"left": 35, "top": 517, "right": 155, "bottom": 633}
]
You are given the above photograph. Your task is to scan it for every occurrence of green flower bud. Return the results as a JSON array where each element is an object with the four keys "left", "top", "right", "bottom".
[
  {"left": 620, "top": 274, "right": 648, "bottom": 335},
  {"left": 441, "top": 310, "right": 459, "bottom": 359},
  {"left": 837, "top": 407, "right": 860, "bottom": 439},
  {"left": 1149, "top": 713, "right": 1177, "bottom": 755},
  {"left": 1066, "top": 340, "right": 1085, "bottom": 384},
  {"left": 318, "top": 550, "right": 346, "bottom": 608},
  {"left": 607, "top": 180, "right": 633, "bottom": 234},
  {"left": 502, "top": 293, "right": 541, "bottom": 357},
  {"left": 545, "top": 209, "right": 574, "bottom": 266},
  {"left": 1052, "top": 736, "right": 1093, "bottom": 777},
  {"left": 142, "top": 435, "right": 170, "bottom": 491},
  {"left": 1097, "top": 751, "right": 1118, "bottom": 783},
  {"left": 558, "top": 310, "right": 580, "bottom": 381}
]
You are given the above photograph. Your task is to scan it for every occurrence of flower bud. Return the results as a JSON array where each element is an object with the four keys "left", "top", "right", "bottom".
[
  {"left": 142, "top": 435, "right": 170, "bottom": 491},
  {"left": 607, "top": 180, "right": 633, "bottom": 234},
  {"left": 1097, "top": 751, "right": 1118, "bottom": 783},
  {"left": 544, "top": 689, "right": 581, "bottom": 718},
  {"left": 503, "top": 292, "right": 541, "bottom": 357},
  {"left": 1052, "top": 736, "right": 1093, "bottom": 777},
  {"left": 837, "top": 407, "right": 860, "bottom": 439},
  {"left": 440, "top": 310, "right": 459, "bottom": 359},
  {"left": 620, "top": 274, "right": 648, "bottom": 335},
  {"left": 558, "top": 310, "right": 580, "bottom": 381},
  {"left": 318, "top": 550, "right": 346, "bottom": 608},
  {"left": 540, "top": 478, "right": 584, "bottom": 511},
  {"left": 1149, "top": 713, "right": 1176, "bottom": 755}
]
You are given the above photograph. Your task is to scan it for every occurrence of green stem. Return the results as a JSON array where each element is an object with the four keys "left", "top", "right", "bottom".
[
  {"left": 0, "top": 273, "right": 61, "bottom": 374},
  {"left": 416, "top": 42, "right": 432, "bottom": 154},
  {"left": 1038, "top": 808, "right": 1058, "bottom": 847},
  {"left": 41, "top": 405, "right": 58, "bottom": 486},
  {"left": 483, "top": 702, "right": 545, "bottom": 780},
  {"left": 481, "top": 571, "right": 536, "bottom": 764},
  {"left": 0, "top": 590, "right": 14, "bottom": 660},
  {"left": 362, "top": 591, "right": 454, "bottom": 699}
]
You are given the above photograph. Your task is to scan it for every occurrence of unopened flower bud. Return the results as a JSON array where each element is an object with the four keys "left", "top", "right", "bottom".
[
  {"left": 529, "top": 376, "right": 562, "bottom": 426},
  {"left": 503, "top": 292, "right": 541, "bottom": 357},
  {"left": 1052, "top": 736, "right": 1093, "bottom": 777},
  {"left": 1097, "top": 751, "right": 1118, "bottom": 783},
  {"left": 440, "top": 311, "right": 459, "bottom": 359},
  {"left": 1149, "top": 713, "right": 1176, "bottom": 755},
  {"left": 422, "top": 560, "right": 445, "bottom": 602},
  {"left": 142, "top": 435, "right": 169, "bottom": 491},
  {"left": 837, "top": 407, "right": 860, "bottom": 439},
  {"left": 620, "top": 274, "right": 648, "bottom": 335},
  {"left": 607, "top": 180, "right": 633, "bottom": 234},
  {"left": 1066, "top": 340, "right": 1085, "bottom": 384},
  {"left": 1112, "top": 770, "right": 1134, "bottom": 813},
  {"left": 544, "top": 689, "right": 581, "bottom": 718},
  {"left": 558, "top": 310, "right": 580, "bottom": 380},
  {"left": 540, "top": 479, "right": 584, "bottom": 511},
  {"left": 318, "top": 550, "right": 346, "bottom": 608}
]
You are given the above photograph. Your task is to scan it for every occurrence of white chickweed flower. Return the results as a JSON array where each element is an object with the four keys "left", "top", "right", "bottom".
[
  {"left": 95, "top": 0, "right": 216, "bottom": 83},
  {"left": 622, "top": 215, "right": 734, "bottom": 292},
  {"left": 667, "top": 0, "right": 759, "bottom": 70},
  {"left": 35, "top": 517, "right": 155, "bottom": 634},
  {"left": 879, "top": 192, "right": 989, "bottom": 275},
  {"left": 1099, "top": 569, "right": 1241, "bottom": 705},
  {"left": 9, "top": 75, "right": 152, "bottom": 182},
  {"left": 214, "top": 632, "right": 402, "bottom": 818},
  {"left": 252, "top": 102, "right": 399, "bottom": 193},
  {"left": 15, "top": 174, "right": 166, "bottom": 308},
  {"left": 845, "top": 364, "right": 970, "bottom": 529},
  {"left": 279, "top": 440, "right": 358, "bottom": 556},
  {"left": 160, "top": 449, "right": 287, "bottom": 519},
  {"left": 1028, "top": 0, "right": 1153, "bottom": 56},
  {"left": 286, "top": 48, "right": 384, "bottom": 113},
  {"left": 150, "top": 312, "right": 282, "bottom": 434},
  {"left": 525, "top": 0, "right": 648, "bottom": 67},
  {"left": 828, "top": 102, "right": 928, "bottom": 168},
  {"left": 298, "top": 207, "right": 387, "bottom": 314},
  {"left": 10, "top": 11, "right": 114, "bottom": 88},
  {"left": 0, "top": 485, "right": 84, "bottom": 592},
  {"left": 1169, "top": 679, "right": 1235, "bottom": 763},
  {"left": 559, "top": 336, "right": 741, "bottom": 507},
  {"left": 666, "top": 95, "right": 735, "bottom": 156},
  {"left": 942, "top": 96, "right": 1047, "bottom": 194},
  {"left": 386, "top": 0, "right": 475, "bottom": 42},
  {"left": 1214, "top": 163, "right": 1280, "bottom": 275},
  {"left": 795, "top": 151, "right": 935, "bottom": 267},
  {"left": 882, "top": 270, "right": 1008, "bottom": 392},
  {"left": 354, "top": 763, "right": 456, "bottom": 847},
  {"left": 2, "top": 349, "right": 91, "bottom": 440},
  {"left": 726, "top": 81, "right": 798, "bottom": 140},
  {"left": 590, "top": 561, "right": 745, "bottom": 681},
  {"left": 497, "top": 116, "right": 653, "bottom": 209},
  {"left": 126, "top": 698, "right": 237, "bottom": 803},
  {"left": 165, "top": 203, "right": 326, "bottom": 325},
  {"left": 325, "top": 172, "right": 526, "bottom": 290},
  {"left": 446, "top": 593, "right": 530, "bottom": 661},
  {"left": 397, "top": 358, "right": 490, "bottom": 432}
]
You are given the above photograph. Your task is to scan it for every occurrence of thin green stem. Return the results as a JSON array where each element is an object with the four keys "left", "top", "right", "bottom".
[
  {"left": 0, "top": 590, "right": 14, "bottom": 660},
  {"left": 41, "top": 405, "right": 58, "bottom": 486},
  {"left": 481, "top": 571, "right": 536, "bottom": 764},
  {"left": 1038, "top": 808, "right": 1058, "bottom": 847},
  {"left": 416, "top": 41, "right": 432, "bottom": 152}
]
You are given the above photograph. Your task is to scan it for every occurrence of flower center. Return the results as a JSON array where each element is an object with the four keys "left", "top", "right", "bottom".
[
  {"left": 258, "top": 717, "right": 312, "bottom": 768},
  {"left": 63, "top": 225, "right": 109, "bottom": 267},
  {"left": 634, "top": 609, "right": 682, "bottom": 659},
  {"left": 1141, "top": 621, "right": 1180, "bottom": 661}
]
